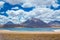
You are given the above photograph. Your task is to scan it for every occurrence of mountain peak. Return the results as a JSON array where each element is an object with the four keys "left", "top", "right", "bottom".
[{"left": 21, "top": 18, "right": 51, "bottom": 28}]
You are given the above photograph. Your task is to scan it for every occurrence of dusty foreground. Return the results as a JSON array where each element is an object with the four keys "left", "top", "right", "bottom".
[{"left": 0, "top": 30, "right": 60, "bottom": 40}]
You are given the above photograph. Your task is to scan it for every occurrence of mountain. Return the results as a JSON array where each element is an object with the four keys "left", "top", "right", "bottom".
[
  {"left": 48, "top": 21, "right": 60, "bottom": 28},
  {"left": 3, "top": 21, "right": 21, "bottom": 28},
  {"left": 2, "top": 18, "right": 51, "bottom": 28},
  {"left": 21, "top": 18, "right": 51, "bottom": 28}
]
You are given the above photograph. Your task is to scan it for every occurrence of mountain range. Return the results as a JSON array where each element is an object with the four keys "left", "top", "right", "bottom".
[
  {"left": 2, "top": 18, "right": 51, "bottom": 28},
  {"left": 48, "top": 20, "right": 60, "bottom": 28},
  {"left": 21, "top": 18, "right": 51, "bottom": 28}
]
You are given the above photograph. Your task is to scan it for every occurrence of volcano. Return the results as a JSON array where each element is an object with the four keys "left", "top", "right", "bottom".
[{"left": 21, "top": 18, "right": 51, "bottom": 28}]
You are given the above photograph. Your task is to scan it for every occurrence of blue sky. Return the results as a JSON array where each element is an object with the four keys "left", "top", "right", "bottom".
[
  {"left": 0, "top": 0, "right": 60, "bottom": 16},
  {"left": 0, "top": 2, "right": 35, "bottom": 17},
  {"left": 0, "top": 3, "right": 35, "bottom": 12},
  {"left": 0, "top": 0, "right": 60, "bottom": 24}
]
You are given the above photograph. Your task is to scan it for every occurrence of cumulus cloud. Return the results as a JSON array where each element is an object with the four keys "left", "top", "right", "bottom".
[
  {"left": 11, "top": 7, "right": 19, "bottom": 10},
  {"left": 6, "top": 9, "right": 29, "bottom": 24},
  {"left": 22, "top": 3, "right": 34, "bottom": 8},
  {"left": 34, "top": 0, "right": 59, "bottom": 8},
  {"left": 6, "top": 10, "right": 24, "bottom": 17},
  {"left": 52, "top": 0, "right": 60, "bottom": 8},
  {"left": 3, "top": 0, "right": 58, "bottom": 8},
  {"left": 3, "top": 0, "right": 25, "bottom": 5},
  {"left": 0, "top": 1, "right": 5, "bottom": 9},
  {"left": 5, "top": 7, "right": 60, "bottom": 24},
  {"left": 0, "top": 15, "right": 9, "bottom": 24},
  {"left": 53, "top": 10, "right": 60, "bottom": 21},
  {"left": 7, "top": 16, "right": 20, "bottom": 24},
  {"left": 27, "top": 8, "right": 55, "bottom": 23},
  {"left": 0, "top": 0, "right": 60, "bottom": 24},
  {"left": 52, "top": 3, "right": 59, "bottom": 8},
  {"left": 1, "top": 8, "right": 60, "bottom": 24},
  {"left": 24, "top": 7, "right": 60, "bottom": 23}
]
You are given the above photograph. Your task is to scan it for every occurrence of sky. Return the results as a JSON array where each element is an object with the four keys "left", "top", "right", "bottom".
[{"left": 0, "top": 0, "right": 60, "bottom": 24}]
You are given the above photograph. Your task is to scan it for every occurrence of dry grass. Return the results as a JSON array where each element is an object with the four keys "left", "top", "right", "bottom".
[
  {"left": 1, "top": 33, "right": 60, "bottom": 40},
  {"left": 0, "top": 31, "right": 60, "bottom": 40}
]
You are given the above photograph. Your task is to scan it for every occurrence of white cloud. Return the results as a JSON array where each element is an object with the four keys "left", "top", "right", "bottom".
[
  {"left": 52, "top": 0, "right": 60, "bottom": 8},
  {"left": 3, "top": 0, "right": 25, "bottom": 5},
  {"left": 0, "top": 0, "right": 60, "bottom": 24},
  {"left": 6, "top": 9, "right": 29, "bottom": 24},
  {"left": 27, "top": 7, "right": 55, "bottom": 23},
  {"left": 11, "top": 7, "right": 19, "bottom": 10},
  {"left": 1, "top": 8, "right": 60, "bottom": 24},
  {"left": 6, "top": 9, "right": 24, "bottom": 17},
  {"left": 22, "top": 3, "right": 34, "bottom": 8},
  {"left": 53, "top": 10, "right": 60, "bottom": 21},
  {"left": 7, "top": 17, "right": 20, "bottom": 24},
  {"left": 0, "top": 1, "right": 5, "bottom": 9},
  {"left": 6, "top": 7, "right": 60, "bottom": 24},
  {"left": 3, "top": 0, "right": 57, "bottom": 8},
  {"left": 0, "top": 15, "right": 9, "bottom": 24},
  {"left": 52, "top": 3, "right": 59, "bottom": 8}
]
